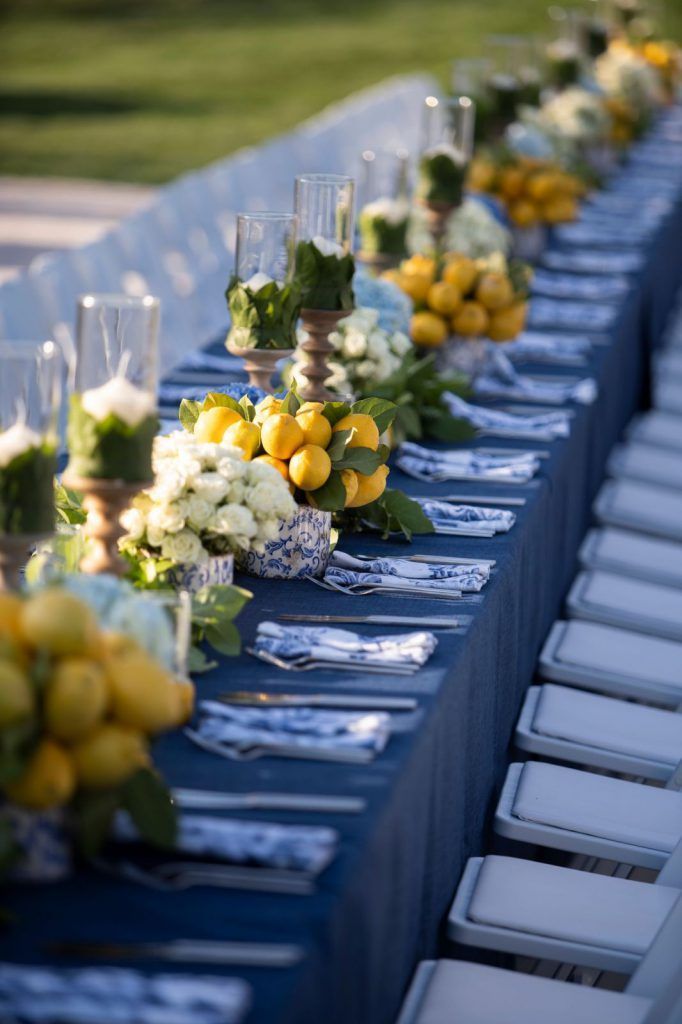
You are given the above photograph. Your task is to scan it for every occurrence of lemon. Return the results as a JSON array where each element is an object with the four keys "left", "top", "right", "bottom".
[
  {"left": 295, "top": 409, "right": 332, "bottom": 448},
  {"left": 525, "top": 172, "right": 559, "bottom": 203},
  {"left": 176, "top": 679, "right": 195, "bottom": 724},
  {"left": 380, "top": 269, "right": 405, "bottom": 288},
  {"left": 193, "top": 406, "right": 242, "bottom": 443},
  {"left": 6, "top": 739, "right": 75, "bottom": 810},
  {"left": 0, "top": 593, "right": 23, "bottom": 646},
  {"left": 100, "top": 631, "right": 143, "bottom": 659},
  {"left": 475, "top": 272, "right": 514, "bottom": 312},
  {"left": 452, "top": 301, "right": 490, "bottom": 337},
  {"left": 107, "top": 650, "right": 183, "bottom": 734},
  {"left": 253, "top": 454, "right": 289, "bottom": 481},
  {"left": 401, "top": 254, "right": 437, "bottom": 280},
  {"left": 44, "top": 657, "right": 109, "bottom": 743},
  {"left": 254, "top": 395, "right": 282, "bottom": 424},
  {"left": 260, "top": 413, "right": 305, "bottom": 460},
  {"left": 297, "top": 401, "right": 325, "bottom": 415},
  {"left": 288, "top": 444, "right": 332, "bottom": 491},
  {"left": 340, "top": 468, "right": 359, "bottom": 507},
  {"left": 508, "top": 198, "right": 539, "bottom": 228},
  {"left": 427, "top": 281, "right": 462, "bottom": 316},
  {"left": 467, "top": 157, "right": 496, "bottom": 192},
  {"left": 442, "top": 256, "right": 478, "bottom": 295},
  {"left": 0, "top": 660, "right": 34, "bottom": 727},
  {"left": 20, "top": 588, "right": 98, "bottom": 658},
  {"left": 222, "top": 418, "right": 261, "bottom": 459},
  {"left": 332, "top": 413, "right": 380, "bottom": 451},
  {"left": 541, "top": 196, "right": 578, "bottom": 224},
  {"left": 410, "top": 311, "right": 448, "bottom": 348},
  {"left": 487, "top": 302, "right": 528, "bottom": 342},
  {"left": 72, "top": 724, "right": 150, "bottom": 790},
  {"left": 399, "top": 272, "right": 432, "bottom": 305},
  {"left": 346, "top": 465, "right": 389, "bottom": 508},
  {"left": 498, "top": 166, "right": 526, "bottom": 201}
]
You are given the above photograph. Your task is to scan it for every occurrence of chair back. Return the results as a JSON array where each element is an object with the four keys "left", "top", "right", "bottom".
[{"left": 629, "top": 893, "right": 682, "bottom": 1001}]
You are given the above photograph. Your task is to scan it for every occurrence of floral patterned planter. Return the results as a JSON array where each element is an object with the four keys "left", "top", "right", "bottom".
[
  {"left": 167, "top": 553, "right": 235, "bottom": 593},
  {"left": 235, "top": 505, "right": 332, "bottom": 580},
  {"left": 5, "top": 805, "right": 72, "bottom": 883}
]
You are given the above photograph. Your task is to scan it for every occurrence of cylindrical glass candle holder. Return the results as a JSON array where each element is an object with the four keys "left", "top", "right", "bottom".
[
  {"left": 235, "top": 212, "right": 296, "bottom": 287},
  {"left": 357, "top": 149, "right": 411, "bottom": 263},
  {"left": 294, "top": 173, "right": 355, "bottom": 258}
]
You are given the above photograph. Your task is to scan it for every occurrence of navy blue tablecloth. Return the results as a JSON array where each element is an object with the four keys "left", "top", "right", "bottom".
[{"left": 3, "top": 121, "right": 682, "bottom": 1024}]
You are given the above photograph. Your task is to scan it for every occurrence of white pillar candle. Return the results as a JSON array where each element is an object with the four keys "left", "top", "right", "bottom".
[
  {"left": 81, "top": 376, "right": 155, "bottom": 428},
  {"left": 0, "top": 422, "right": 42, "bottom": 468}
]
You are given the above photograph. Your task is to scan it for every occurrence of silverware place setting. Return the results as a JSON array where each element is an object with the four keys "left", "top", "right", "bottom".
[
  {"left": 48, "top": 939, "right": 305, "bottom": 968},
  {"left": 218, "top": 691, "right": 417, "bottom": 711}
]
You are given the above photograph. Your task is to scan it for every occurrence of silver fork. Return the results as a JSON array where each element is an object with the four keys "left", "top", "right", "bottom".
[
  {"left": 247, "top": 647, "right": 418, "bottom": 675},
  {"left": 305, "top": 575, "right": 464, "bottom": 600},
  {"left": 94, "top": 857, "right": 315, "bottom": 895},
  {"left": 185, "top": 728, "right": 378, "bottom": 764}
]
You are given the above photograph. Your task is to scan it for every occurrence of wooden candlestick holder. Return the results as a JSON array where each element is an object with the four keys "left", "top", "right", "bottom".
[
  {"left": 421, "top": 201, "right": 457, "bottom": 254},
  {"left": 226, "top": 341, "right": 294, "bottom": 394},
  {"left": 297, "top": 308, "right": 349, "bottom": 402},
  {"left": 0, "top": 533, "right": 50, "bottom": 591},
  {"left": 62, "top": 474, "right": 149, "bottom": 577}
]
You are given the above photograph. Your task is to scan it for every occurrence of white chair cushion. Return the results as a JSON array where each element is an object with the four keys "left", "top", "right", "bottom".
[
  {"left": 610, "top": 443, "right": 682, "bottom": 490},
  {"left": 629, "top": 411, "right": 682, "bottom": 452},
  {"left": 583, "top": 528, "right": 682, "bottom": 588},
  {"left": 534, "top": 684, "right": 682, "bottom": 767},
  {"left": 556, "top": 620, "right": 682, "bottom": 694},
  {"left": 655, "top": 380, "right": 682, "bottom": 415},
  {"left": 467, "top": 855, "right": 679, "bottom": 955},
  {"left": 513, "top": 762, "right": 682, "bottom": 853},
  {"left": 414, "top": 960, "right": 648, "bottom": 1024},
  {"left": 598, "top": 479, "right": 682, "bottom": 539},
  {"left": 571, "top": 570, "right": 682, "bottom": 633}
]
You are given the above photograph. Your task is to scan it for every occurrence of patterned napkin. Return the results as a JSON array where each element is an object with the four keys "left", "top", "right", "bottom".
[
  {"left": 541, "top": 250, "right": 643, "bottom": 275},
  {"left": 417, "top": 498, "right": 516, "bottom": 534},
  {"left": 192, "top": 700, "right": 391, "bottom": 757},
  {"left": 472, "top": 350, "right": 597, "bottom": 406},
  {"left": 116, "top": 805, "right": 338, "bottom": 874},
  {"left": 0, "top": 964, "right": 250, "bottom": 1024},
  {"left": 443, "top": 391, "right": 571, "bottom": 439},
  {"left": 498, "top": 331, "right": 591, "bottom": 365},
  {"left": 583, "top": 193, "right": 672, "bottom": 219},
  {"left": 552, "top": 222, "right": 649, "bottom": 249},
  {"left": 326, "top": 551, "right": 491, "bottom": 592},
  {"left": 253, "top": 621, "right": 437, "bottom": 670},
  {"left": 530, "top": 270, "right": 629, "bottom": 303},
  {"left": 175, "top": 349, "right": 241, "bottom": 374},
  {"left": 396, "top": 442, "right": 541, "bottom": 484},
  {"left": 528, "top": 297, "right": 618, "bottom": 332}
]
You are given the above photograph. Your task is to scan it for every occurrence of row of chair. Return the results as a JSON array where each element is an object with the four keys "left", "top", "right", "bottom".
[
  {"left": 395, "top": 288, "right": 682, "bottom": 1022},
  {"left": 0, "top": 74, "right": 436, "bottom": 373}
]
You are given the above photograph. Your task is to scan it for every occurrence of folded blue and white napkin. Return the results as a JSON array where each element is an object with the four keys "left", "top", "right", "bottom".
[
  {"left": 175, "top": 349, "right": 240, "bottom": 374},
  {"left": 253, "top": 621, "right": 437, "bottom": 670},
  {"left": 530, "top": 270, "right": 629, "bottom": 303},
  {"left": 552, "top": 222, "right": 649, "bottom": 249},
  {"left": 498, "top": 331, "right": 592, "bottom": 365},
  {"left": 0, "top": 964, "right": 250, "bottom": 1024},
  {"left": 443, "top": 391, "right": 570, "bottom": 439},
  {"left": 583, "top": 192, "right": 672, "bottom": 219},
  {"left": 116, "top": 804, "right": 338, "bottom": 874},
  {"left": 193, "top": 700, "right": 391, "bottom": 757},
  {"left": 396, "top": 442, "right": 541, "bottom": 483},
  {"left": 541, "top": 249, "right": 643, "bottom": 275},
  {"left": 472, "top": 350, "right": 597, "bottom": 406},
  {"left": 417, "top": 498, "right": 516, "bottom": 534},
  {"left": 528, "top": 297, "right": 618, "bottom": 332},
  {"left": 326, "top": 551, "right": 491, "bottom": 592}
]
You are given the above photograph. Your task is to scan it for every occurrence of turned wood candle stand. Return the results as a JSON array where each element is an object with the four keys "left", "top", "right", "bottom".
[
  {"left": 226, "top": 341, "right": 294, "bottom": 394},
  {"left": 297, "top": 308, "right": 349, "bottom": 403},
  {"left": 0, "top": 533, "right": 51, "bottom": 591},
  {"left": 62, "top": 474, "right": 150, "bottom": 577}
]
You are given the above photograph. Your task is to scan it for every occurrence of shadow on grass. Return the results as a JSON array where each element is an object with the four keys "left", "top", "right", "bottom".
[{"left": 0, "top": 88, "right": 200, "bottom": 119}]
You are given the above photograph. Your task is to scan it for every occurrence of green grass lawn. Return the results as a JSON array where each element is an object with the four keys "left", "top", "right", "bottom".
[{"left": 2, "top": 0, "right": 681, "bottom": 184}]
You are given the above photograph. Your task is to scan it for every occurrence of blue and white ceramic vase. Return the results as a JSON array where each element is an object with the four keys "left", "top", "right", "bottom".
[
  {"left": 167, "top": 553, "right": 235, "bottom": 593},
  {"left": 5, "top": 805, "right": 72, "bottom": 882},
  {"left": 511, "top": 223, "right": 548, "bottom": 264},
  {"left": 235, "top": 505, "right": 332, "bottom": 580}
]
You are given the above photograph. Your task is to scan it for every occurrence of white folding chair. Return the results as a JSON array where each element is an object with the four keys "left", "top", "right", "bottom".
[
  {"left": 448, "top": 848, "right": 682, "bottom": 974},
  {"left": 515, "top": 684, "right": 682, "bottom": 782},
  {"left": 608, "top": 442, "right": 682, "bottom": 491},
  {"left": 653, "top": 379, "right": 682, "bottom": 416},
  {"left": 594, "top": 478, "right": 682, "bottom": 542},
  {"left": 653, "top": 350, "right": 682, "bottom": 382},
  {"left": 579, "top": 527, "right": 682, "bottom": 588},
  {"left": 625, "top": 410, "right": 682, "bottom": 453},
  {"left": 539, "top": 619, "right": 682, "bottom": 706},
  {"left": 494, "top": 761, "right": 682, "bottom": 870},
  {"left": 397, "top": 897, "right": 682, "bottom": 1024},
  {"left": 566, "top": 569, "right": 682, "bottom": 642}
]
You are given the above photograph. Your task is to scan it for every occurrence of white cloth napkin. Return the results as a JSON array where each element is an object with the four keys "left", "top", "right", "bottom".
[
  {"left": 541, "top": 250, "right": 643, "bottom": 275},
  {"left": 253, "top": 621, "right": 437, "bottom": 669},
  {"left": 396, "top": 442, "right": 541, "bottom": 484},
  {"left": 497, "top": 331, "right": 591, "bottom": 365},
  {"left": 327, "top": 551, "right": 491, "bottom": 592},
  {"left": 472, "top": 350, "right": 597, "bottom": 406},
  {"left": 443, "top": 391, "right": 571, "bottom": 439},
  {"left": 417, "top": 497, "right": 516, "bottom": 534},
  {"left": 531, "top": 270, "right": 629, "bottom": 303},
  {"left": 528, "top": 297, "right": 618, "bottom": 332}
]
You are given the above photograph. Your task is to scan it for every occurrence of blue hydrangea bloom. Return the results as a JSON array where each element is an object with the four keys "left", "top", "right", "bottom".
[{"left": 352, "top": 270, "right": 412, "bottom": 335}]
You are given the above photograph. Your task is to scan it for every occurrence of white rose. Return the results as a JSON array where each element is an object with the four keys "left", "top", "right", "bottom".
[
  {"left": 328, "top": 329, "right": 343, "bottom": 352},
  {"left": 366, "top": 330, "right": 389, "bottom": 360},
  {"left": 216, "top": 453, "right": 248, "bottom": 481},
  {"left": 209, "top": 503, "right": 257, "bottom": 539},
  {"left": 186, "top": 494, "right": 214, "bottom": 530},
  {"left": 151, "top": 468, "right": 188, "bottom": 503},
  {"left": 246, "top": 460, "right": 281, "bottom": 485},
  {"left": 147, "top": 503, "right": 186, "bottom": 535},
  {"left": 273, "top": 489, "right": 297, "bottom": 520},
  {"left": 161, "top": 529, "right": 206, "bottom": 565},
  {"left": 191, "top": 471, "right": 230, "bottom": 503},
  {"left": 120, "top": 507, "right": 145, "bottom": 542},
  {"left": 391, "top": 331, "right": 412, "bottom": 356},
  {"left": 146, "top": 524, "right": 165, "bottom": 548},
  {"left": 355, "top": 359, "right": 376, "bottom": 380},
  {"left": 227, "top": 480, "right": 247, "bottom": 504},
  {"left": 258, "top": 518, "right": 282, "bottom": 542},
  {"left": 343, "top": 329, "right": 368, "bottom": 359},
  {"left": 246, "top": 481, "right": 288, "bottom": 519}
]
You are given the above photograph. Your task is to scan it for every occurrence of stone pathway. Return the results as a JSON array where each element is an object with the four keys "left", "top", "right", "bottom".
[{"left": 0, "top": 177, "right": 155, "bottom": 283}]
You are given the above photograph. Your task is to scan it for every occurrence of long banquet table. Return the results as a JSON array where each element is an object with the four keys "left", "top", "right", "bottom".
[{"left": 3, "top": 111, "right": 682, "bottom": 1024}]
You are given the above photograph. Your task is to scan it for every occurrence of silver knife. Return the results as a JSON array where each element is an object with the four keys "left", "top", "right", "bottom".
[
  {"left": 279, "top": 613, "right": 460, "bottom": 628},
  {"left": 49, "top": 939, "right": 304, "bottom": 967},
  {"left": 414, "top": 493, "right": 527, "bottom": 507},
  {"left": 355, "top": 553, "right": 496, "bottom": 567},
  {"left": 218, "top": 691, "right": 418, "bottom": 711},
  {"left": 172, "top": 788, "right": 366, "bottom": 813}
]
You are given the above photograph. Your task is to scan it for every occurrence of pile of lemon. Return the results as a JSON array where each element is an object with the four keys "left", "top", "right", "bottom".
[
  {"left": 385, "top": 253, "right": 528, "bottom": 348},
  {"left": 193, "top": 401, "right": 388, "bottom": 509},
  {"left": 468, "top": 157, "right": 584, "bottom": 228},
  {"left": 0, "top": 588, "right": 193, "bottom": 812}
]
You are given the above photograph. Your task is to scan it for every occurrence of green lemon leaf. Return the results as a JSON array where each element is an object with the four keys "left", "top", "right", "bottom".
[
  {"left": 308, "top": 469, "right": 346, "bottom": 512},
  {"left": 333, "top": 445, "right": 383, "bottom": 474},
  {"left": 202, "top": 392, "right": 245, "bottom": 418},
  {"left": 122, "top": 768, "right": 177, "bottom": 850},
  {"left": 321, "top": 401, "right": 352, "bottom": 426},
  {"left": 350, "top": 397, "right": 397, "bottom": 434},
  {"left": 178, "top": 399, "right": 201, "bottom": 432},
  {"left": 326, "top": 429, "right": 352, "bottom": 463}
]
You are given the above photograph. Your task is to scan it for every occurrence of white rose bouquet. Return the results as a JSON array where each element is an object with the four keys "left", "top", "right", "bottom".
[
  {"left": 537, "top": 87, "right": 611, "bottom": 145},
  {"left": 595, "top": 45, "right": 663, "bottom": 121},
  {"left": 121, "top": 431, "right": 297, "bottom": 567},
  {"left": 408, "top": 197, "right": 512, "bottom": 259},
  {"left": 290, "top": 307, "right": 413, "bottom": 396}
]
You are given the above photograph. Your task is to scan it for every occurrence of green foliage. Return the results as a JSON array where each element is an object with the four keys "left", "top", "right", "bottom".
[
  {"left": 295, "top": 240, "right": 355, "bottom": 311},
  {"left": 225, "top": 274, "right": 301, "bottom": 350},
  {"left": 67, "top": 395, "right": 158, "bottom": 482},
  {"left": 416, "top": 150, "right": 468, "bottom": 206},
  {"left": 358, "top": 208, "right": 409, "bottom": 257},
  {"left": 0, "top": 443, "right": 56, "bottom": 534},
  {"left": 339, "top": 488, "right": 435, "bottom": 541},
  {"left": 308, "top": 470, "right": 347, "bottom": 512},
  {"left": 72, "top": 768, "right": 177, "bottom": 858},
  {"left": 190, "top": 583, "right": 252, "bottom": 657},
  {"left": 179, "top": 391, "right": 245, "bottom": 432},
  {"left": 54, "top": 482, "right": 86, "bottom": 526}
]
